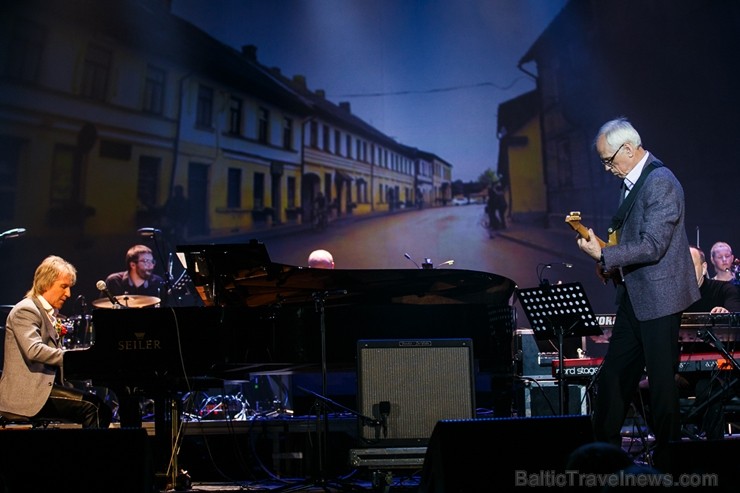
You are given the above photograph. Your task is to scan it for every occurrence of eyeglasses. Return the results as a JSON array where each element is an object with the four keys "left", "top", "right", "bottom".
[
  {"left": 601, "top": 143, "right": 624, "bottom": 168},
  {"left": 138, "top": 258, "right": 156, "bottom": 265}
]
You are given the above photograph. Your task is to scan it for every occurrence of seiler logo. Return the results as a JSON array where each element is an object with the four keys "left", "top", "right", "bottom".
[{"left": 117, "top": 331, "right": 162, "bottom": 350}]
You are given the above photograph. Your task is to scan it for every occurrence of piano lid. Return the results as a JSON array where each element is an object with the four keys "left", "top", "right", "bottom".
[{"left": 178, "top": 240, "right": 517, "bottom": 307}]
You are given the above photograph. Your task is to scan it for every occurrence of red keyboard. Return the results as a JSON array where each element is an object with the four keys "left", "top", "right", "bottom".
[{"left": 552, "top": 353, "right": 737, "bottom": 378}]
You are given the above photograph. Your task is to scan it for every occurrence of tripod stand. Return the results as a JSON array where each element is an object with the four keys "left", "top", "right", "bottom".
[{"left": 517, "top": 282, "right": 602, "bottom": 415}]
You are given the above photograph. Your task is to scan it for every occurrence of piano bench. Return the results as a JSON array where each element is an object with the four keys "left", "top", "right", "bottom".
[{"left": 0, "top": 411, "right": 55, "bottom": 429}]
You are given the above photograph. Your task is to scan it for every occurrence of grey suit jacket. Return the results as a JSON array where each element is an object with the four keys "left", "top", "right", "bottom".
[
  {"left": 602, "top": 153, "right": 700, "bottom": 321},
  {"left": 0, "top": 296, "right": 64, "bottom": 416}
]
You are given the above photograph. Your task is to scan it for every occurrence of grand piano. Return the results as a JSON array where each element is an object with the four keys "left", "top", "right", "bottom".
[{"left": 64, "top": 240, "right": 518, "bottom": 484}]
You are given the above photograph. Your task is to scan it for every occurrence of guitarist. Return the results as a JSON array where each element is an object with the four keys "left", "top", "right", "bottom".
[{"left": 575, "top": 118, "right": 699, "bottom": 471}]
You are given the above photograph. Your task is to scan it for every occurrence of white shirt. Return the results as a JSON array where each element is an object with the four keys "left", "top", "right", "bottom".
[{"left": 623, "top": 151, "right": 650, "bottom": 197}]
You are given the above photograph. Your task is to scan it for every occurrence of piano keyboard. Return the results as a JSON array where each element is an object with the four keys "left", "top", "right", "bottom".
[
  {"left": 552, "top": 352, "right": 737, "bottom": 378},
  {"left": 595, "top": 312, "right": 740, "bottom": 329},
  {"left": 592, "top": 312, "right": 740, "bottom": 343}
]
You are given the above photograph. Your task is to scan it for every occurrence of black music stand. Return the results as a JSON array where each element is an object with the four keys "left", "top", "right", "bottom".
[{"left": 517, "top": 282, "right": 602, "bottom": 415}]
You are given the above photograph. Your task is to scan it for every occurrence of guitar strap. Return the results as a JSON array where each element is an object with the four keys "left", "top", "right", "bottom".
[{"left": 607, "top": 159, "right": 663, "bottom": 238}]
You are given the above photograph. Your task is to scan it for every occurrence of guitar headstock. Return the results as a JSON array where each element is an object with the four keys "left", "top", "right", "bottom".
[
  {"left": 565, "top": 211, "right": 583, "bottom": 229},
  {"left": 565, "top": 210, "right": 590, "bottom": 240}
]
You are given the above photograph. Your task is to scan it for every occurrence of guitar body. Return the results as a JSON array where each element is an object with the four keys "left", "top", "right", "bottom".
[{"left": 565, "top": 211, "right": 621, "bottom": 285}]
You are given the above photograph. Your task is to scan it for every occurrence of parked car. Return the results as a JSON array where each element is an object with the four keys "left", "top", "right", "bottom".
[{"left": 451, "top": 197, "right": 469, "bottom": 206}]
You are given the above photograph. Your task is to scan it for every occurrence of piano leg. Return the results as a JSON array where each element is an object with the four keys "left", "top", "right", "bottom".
[
  {"left": 116, "top": 386, "right": 144, "bottom": 428},
  {"left": 153, "top": 393, "right": 180, "bottom": 491},
  {"left": 114, "top": 386, "right": 179, "bottom": 490}
]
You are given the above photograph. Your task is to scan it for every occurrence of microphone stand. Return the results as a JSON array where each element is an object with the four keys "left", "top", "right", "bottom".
[{"left": 140, "top": 228, "right": 176, "bottom": 306}]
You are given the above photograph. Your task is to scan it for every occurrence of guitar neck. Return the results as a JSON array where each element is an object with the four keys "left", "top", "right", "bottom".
[{"left": 571, "top": 223, "right": 607, "bottom": 248}]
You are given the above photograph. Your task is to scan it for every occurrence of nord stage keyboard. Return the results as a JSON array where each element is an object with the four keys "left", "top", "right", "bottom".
[
  {"left": 593, "top": 312, "right": 740, "bottom": 343},
  {"left": 552, "top": 352, "right": 738, "bottom": 378}
]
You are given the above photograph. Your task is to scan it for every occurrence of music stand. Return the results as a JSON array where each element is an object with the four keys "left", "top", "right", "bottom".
[{"left": 517, "top": 282, "right": 602, "bottom": 415}]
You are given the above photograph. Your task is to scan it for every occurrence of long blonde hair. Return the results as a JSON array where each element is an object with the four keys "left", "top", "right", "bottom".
[{"left": 26, "top": 255, "right": 77, "bottom": 298}]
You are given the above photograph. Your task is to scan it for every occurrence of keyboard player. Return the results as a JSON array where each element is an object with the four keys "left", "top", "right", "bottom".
[{"left": 675, "top": 246, "right": 740, "bottom": 438}]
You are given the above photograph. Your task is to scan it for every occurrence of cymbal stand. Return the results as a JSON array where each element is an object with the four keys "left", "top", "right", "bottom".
[
  {"left": 315, "top": 290, "right": 330, "bottom": 484},
  {"left": 143, "top": 228, "right": 176, "bottom": 306},
  {"left": 275, "top": 289, "right": 346, "bottom": 492}
]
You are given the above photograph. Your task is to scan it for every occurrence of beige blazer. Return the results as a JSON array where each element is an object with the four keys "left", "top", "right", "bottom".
[{"left": 0, "top": 296, "right": 64, "bottom": 417}]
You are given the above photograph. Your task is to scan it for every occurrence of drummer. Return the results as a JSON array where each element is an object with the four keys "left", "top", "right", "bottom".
[{"left": 101, "top": 244, "right": 165, "bottom": 305}]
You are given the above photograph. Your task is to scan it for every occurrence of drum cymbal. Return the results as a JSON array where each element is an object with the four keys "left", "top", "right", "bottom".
[{"left": 91, "top": 295, "right": 160, "bottom": 309}]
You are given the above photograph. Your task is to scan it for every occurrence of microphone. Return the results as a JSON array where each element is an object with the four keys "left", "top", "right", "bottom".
[
  {"left": 137, "top": 227, "right": 161, "bottom": 238},
  {"left": 0, "top": 227, "right": 26, "bottom": 239},
  {"left": 403, "top": 253, "right": 421, "bottom": 269},
  {"left": 96, "top": 280, "right": 123, "bottom": 308},
  {"left": 436, "top": 260, "right": 455, "bottom": 268}
]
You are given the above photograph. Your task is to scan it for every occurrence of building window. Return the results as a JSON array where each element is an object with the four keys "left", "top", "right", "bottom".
[
  {"left": 283, "top": 117, "right": 293, "bottom": 150},
  {"left": 143, "top": 65, "right": 165, "bottom": 115},
  {"left": 196, "top": 84, "right": 213, "bottom": 128},
  {"left": 310, "top": 121, "right": 318, "bottom": 148},
  {"left": 3, "top": 19, "right": 45, "bottom": 82},
  {"left": 322, "top": 124, "right": 330, "bottom": 151},
  {"left": 345, "top": 134, "right": 352, "bottom": 158},
  {"left": 228, "top": 97, "right": 242, "bottom": 135},
  {"left": 137, "top": 156, "right": 160, "bottom": 212},
  {"left": 253, "top": 172, "right": 265, "bottom": 209},
  {"left": 334, "top": 130, "right": 341, "bottom": 155},
  {"left": 81, "top": 43, "right": 111, "bottom": 101},
  {"left": 227, "top": 168, "right": 242, "bottom": 208},
  {"left": 258, "top": 107, "right": 270, "bottom": 144}
]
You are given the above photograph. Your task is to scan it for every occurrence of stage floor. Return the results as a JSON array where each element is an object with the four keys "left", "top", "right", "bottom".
[{"left": 3, "top": 414, "right": 740, "bottom": 492}]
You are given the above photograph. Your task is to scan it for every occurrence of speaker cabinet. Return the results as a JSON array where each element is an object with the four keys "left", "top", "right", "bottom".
[
  {"left": 0, "top": 428, "right": 154, "bottom": 493},
  {"left": 419, "top": 415, "right": 595, "bottom": 493},
  {"left": 357, "top": 338, "right": 475, "bottom": 446},
  {"left": 665, "top": 439, "right": 740, "bottom": 492}
]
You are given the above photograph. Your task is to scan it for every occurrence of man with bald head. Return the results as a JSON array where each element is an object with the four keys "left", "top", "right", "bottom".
[{"left": 307, "top": 249, "right": 334, "bottom": 269}]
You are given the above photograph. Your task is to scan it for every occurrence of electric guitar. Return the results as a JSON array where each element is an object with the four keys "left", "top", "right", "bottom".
[{"left": 565, "top": 211, "right": 621, "bottom": 285}]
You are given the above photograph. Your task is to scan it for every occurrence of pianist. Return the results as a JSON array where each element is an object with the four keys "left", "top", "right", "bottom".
[{"left": 0, "top": 255, "right": 112, "bottom": 428}]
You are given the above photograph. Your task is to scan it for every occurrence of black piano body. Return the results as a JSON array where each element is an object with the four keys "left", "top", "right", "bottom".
[
  {"left": 63, "top": 241, "right": 518, "bottom": 483},
  {"left": 65, "top": 300, "right": 516, "bottom": 381}
]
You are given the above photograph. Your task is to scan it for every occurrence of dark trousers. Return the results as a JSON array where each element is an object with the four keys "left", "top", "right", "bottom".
[
  {"left": 593, "top": 293, "right": 681, "bottom": 467},
  {"left": 35, "top": 384, "right": 112, "bottom": 428}
]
